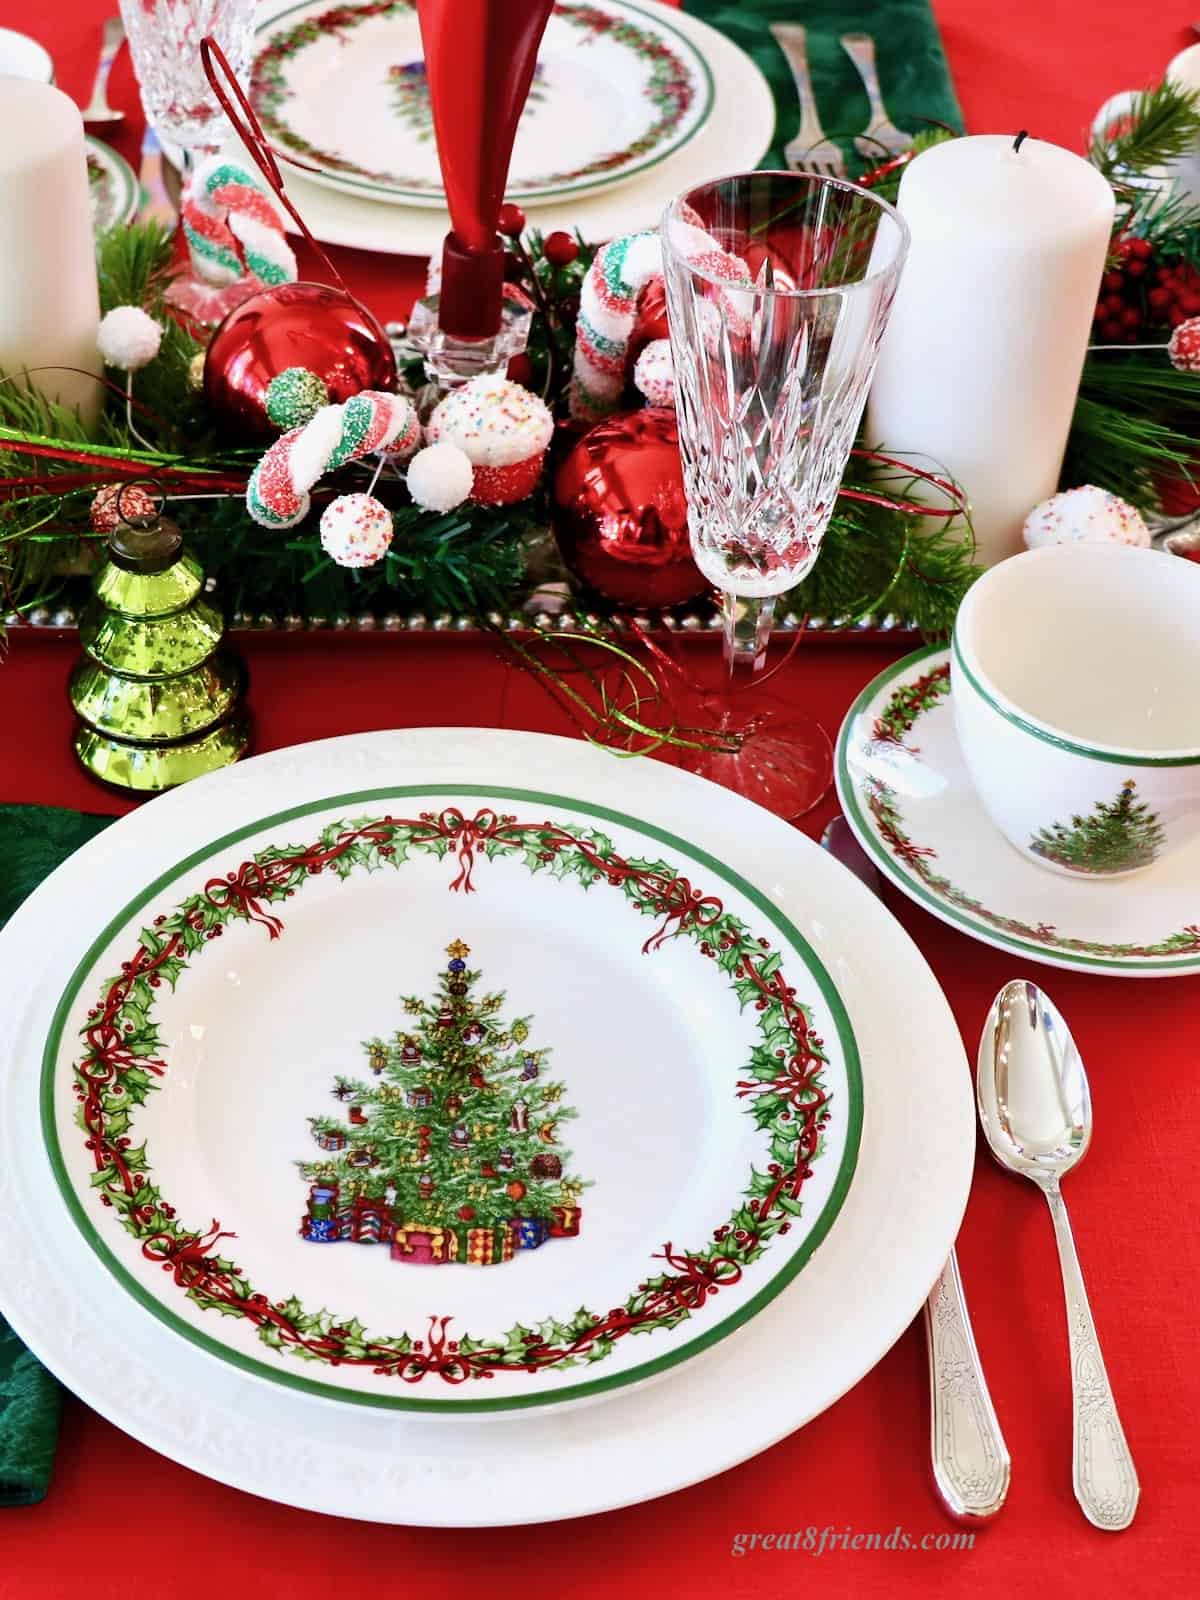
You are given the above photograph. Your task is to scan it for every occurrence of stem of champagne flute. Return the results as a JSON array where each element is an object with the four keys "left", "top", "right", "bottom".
[{"left": 721, "top": 591, "right": 777, "bottom": 683}]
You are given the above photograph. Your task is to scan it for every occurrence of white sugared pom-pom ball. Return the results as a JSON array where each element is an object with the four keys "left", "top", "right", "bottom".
[
  {"left": 405, "top": 441, "right": 474, "bottom": 513},
  {"left": 1022, "top": 485, "right": 1150, "bottom": 552},
  {"left": 97, "top": 306, "right": 163, "bottom": 372},
  {"left": 633, "top": 338, "right": 674, "bottom": 407},
  {"left": 319, "top": 493, "right": 393, "bottom": 568}
]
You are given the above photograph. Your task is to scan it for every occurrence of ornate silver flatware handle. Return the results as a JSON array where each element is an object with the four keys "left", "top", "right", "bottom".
[
  {"left": 923, "top": 1250, "right": 1011, "bottom": 1520},
  {"left": 1044, "top": 1182, "right": 1139, "bottom": 1530}
]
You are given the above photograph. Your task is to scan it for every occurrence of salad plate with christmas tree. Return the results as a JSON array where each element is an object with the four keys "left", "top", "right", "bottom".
[
  {"left": 31, "top": 744, "right": 863, "bottom": 1414},
  {"left": 0, "top": 729, "right": 973, "bottom": 1519},
  {"left": 837, "top": 647, "right": 1200, "bottom": 977}
]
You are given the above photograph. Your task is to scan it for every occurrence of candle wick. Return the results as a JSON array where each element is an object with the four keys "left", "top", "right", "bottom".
[{"left": 1013, "top": 130, "right": 1029, "bottom": 154}]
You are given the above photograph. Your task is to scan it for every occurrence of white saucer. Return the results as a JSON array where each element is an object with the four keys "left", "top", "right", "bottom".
[{"left": 836, "top": 646, "right": 1200, "bottom": 978}]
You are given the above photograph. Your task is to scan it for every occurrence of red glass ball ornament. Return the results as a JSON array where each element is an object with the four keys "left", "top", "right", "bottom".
[
  {"left": 497, "top": 202, "right": 526, "bottom": 237},
  {"left": 203, "top": 282, "right": 396, "bottom": 444},
  {"left": 627, "top": 277, "right": 669, "bottom": 373},
  {"left": 543, "top": 230, "right": 580, "bottom": 267},
  {"left": 505, "top": 1180, "right": 527, "bottom": 1202},
  {"left": 552, "top": 408, "right": 708, "bottom": 608},
  {"left": 457, "top": 1205, "right": 476, "bottom": 1221}
]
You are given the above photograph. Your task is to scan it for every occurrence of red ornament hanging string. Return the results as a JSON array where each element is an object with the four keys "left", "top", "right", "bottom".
[{"left": 198, "top": 35, "right": 351, "bottom": 297}]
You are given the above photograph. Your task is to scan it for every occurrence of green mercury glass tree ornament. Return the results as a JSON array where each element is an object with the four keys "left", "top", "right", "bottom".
[{"left": 70, "top": 485, "right": 251, "bottom": 793}]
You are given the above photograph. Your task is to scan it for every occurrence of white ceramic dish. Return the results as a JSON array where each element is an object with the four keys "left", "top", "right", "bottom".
[
  {"left": 0, "top": 729, "right": 972, "bottom": 1522},
  {"left": 837, "top": 646, "right": 1200, "bottom": 977},
  {"left": 252, "top": 0, "right": 713, "bottom": 209},
  {"left": 87, "top": 136, "right": 139, "bottom": 233},
  {"left": 232, "top": 1, "right": 773, "bottom": 256}
]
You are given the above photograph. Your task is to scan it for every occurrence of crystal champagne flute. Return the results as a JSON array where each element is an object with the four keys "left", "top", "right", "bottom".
[{"left": 661, "top": 172, "right": 909, "bottom": 817}]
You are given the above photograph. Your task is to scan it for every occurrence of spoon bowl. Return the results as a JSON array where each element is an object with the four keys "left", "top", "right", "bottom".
[{"left": 977, "top": 980, "right": 1092, "bottom": 1184}]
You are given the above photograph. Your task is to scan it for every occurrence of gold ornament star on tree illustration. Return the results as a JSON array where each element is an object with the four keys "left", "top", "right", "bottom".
[{"left": 445, "top": 938, "right": 471, "bottom": 960}]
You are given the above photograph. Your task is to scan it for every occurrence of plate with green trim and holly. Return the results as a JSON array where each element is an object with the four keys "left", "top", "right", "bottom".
[
  {"left": 249, "top": 0, "right": 714, "bottom": 209},
  {"left": 0, "top": 729, "right": 973, "bottom": 1522},
  {"left": 837, "top": 646, "right": 1200, "bottom": 978}
]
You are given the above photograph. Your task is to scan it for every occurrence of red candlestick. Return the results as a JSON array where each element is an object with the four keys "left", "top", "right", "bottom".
[{"left": 417, "top": 0, "right": 554, "bottom": 338}]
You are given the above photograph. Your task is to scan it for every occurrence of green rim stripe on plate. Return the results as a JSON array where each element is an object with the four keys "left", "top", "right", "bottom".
[
  {"left": 951, "top": 634, "right": 1200, "bottom": 767},
  {"left": 836, "top": 646, "right": 1199, "bottom": 972},
  {"left": 41, "top": 783, "right": 863, "bottom": 1414},
  {"left": 254, "top": 0, "right": 717, "bottom": 206}
]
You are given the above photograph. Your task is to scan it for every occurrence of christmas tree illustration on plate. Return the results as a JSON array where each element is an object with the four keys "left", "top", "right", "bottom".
[
  {"left": 1029, "top": 779, "right": 1165, "bottom": 875},
  {"left": 298, "top": 941, "right": 585, "bottom": 1265}
]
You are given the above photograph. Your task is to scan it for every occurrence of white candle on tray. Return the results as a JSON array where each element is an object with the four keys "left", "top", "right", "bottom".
[
  {"left": 0, "top": 79, "right": 101, "bottom": 423},
  {"left": 867, "top": 134, "right": 1114, "bottom": 567}
]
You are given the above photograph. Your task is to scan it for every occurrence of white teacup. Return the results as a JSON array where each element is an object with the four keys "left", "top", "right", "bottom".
[{"left": 952, "top": 545, "right": 1200, "bottom": 879}]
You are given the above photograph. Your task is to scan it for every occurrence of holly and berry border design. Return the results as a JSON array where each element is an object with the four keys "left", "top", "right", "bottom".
[
  {"left": 844, "top": 650, "right": 1200, "bottom": 966},
  {"left": 44, "top": 789, "right": 859, "bottom": 1410},
  {"left": 249, "top": 0, "right": 707, "bottom": 198}
]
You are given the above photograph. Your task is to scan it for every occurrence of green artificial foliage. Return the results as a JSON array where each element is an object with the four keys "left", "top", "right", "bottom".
[{"left": 1029, "top": 780, "right": 1166, "bottom": 875}]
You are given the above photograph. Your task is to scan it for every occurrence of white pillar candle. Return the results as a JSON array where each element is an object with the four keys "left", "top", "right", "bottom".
[
  {"left": 867, "top": 135, "right": 1114, "bottom": 567},
  {"left": 0, "top": 79, "right": 101, "bottom": 423}
]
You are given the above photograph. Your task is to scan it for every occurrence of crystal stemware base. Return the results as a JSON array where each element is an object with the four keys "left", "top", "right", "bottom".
[{"left": 680, "top": 703, "right": 833, "bottom": 820}]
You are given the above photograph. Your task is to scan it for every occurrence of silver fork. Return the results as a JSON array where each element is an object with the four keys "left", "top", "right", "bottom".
[
  {"left": 82, "top": 16, "right": 125, "bottom": 127},
  {"left": 770, "top": 23, "right": 846, "bottom": 180},
  {"left": 841, "top": 32, "right": 913, "bottom": 161}
]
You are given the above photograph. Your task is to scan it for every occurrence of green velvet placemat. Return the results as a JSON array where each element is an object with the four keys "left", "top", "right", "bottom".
[
  {"left": 0, "top": 804, "right": 114, "bottom": 1507},
  {"left": 684, "top": 0, "right": 963, "bottom": 173}
]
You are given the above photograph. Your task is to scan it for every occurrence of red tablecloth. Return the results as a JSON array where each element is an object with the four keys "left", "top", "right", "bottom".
[{"left": 4, "top": 5, "right": 1200, "bottom": 1596}]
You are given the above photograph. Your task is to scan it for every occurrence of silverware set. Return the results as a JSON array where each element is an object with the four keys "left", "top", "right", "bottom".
[
  {"left": 770, "top": 23, "right": 914, "bottom": 179},
  {"left": 822, "top": 820, "right": 1138, "bottom": 1530}
]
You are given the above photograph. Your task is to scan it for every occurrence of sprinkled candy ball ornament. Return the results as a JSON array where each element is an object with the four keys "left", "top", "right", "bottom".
[
  {"left": 96, "top": 306, "right": 163, "bottom": 372},
  {"left": 633, "top": 338, "right": 674, "bottom": 407},
  {"left": 319, "top": 493, "right": 394, "bottom": 568},
  {"left": 1168, "top": 316, "right": 1200, "bottom": 373},
  {"left": 265, "top": 367, "right": 330, "bottom": 431},
  {"left": 426, "top": 374, "right": 553, "bottom": 505},
  {"left": 89, "top": 482, "right": 160, "bottom": 536},
  {"left": 406, "top": 441, "right": 474, "bottom": 513},
  {"left": 1022, "top": 485, "right": 1150, "bottom": 551},
  {"left": 246, "top": 390, "right": 417, "bottom": 528}
]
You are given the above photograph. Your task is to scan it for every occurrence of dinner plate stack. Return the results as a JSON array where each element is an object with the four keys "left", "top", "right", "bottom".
[{"left": 242, "top": 0, "right": 776, "bottom": 255}]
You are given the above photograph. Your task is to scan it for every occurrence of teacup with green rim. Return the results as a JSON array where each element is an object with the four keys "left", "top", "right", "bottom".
[{"left": 951, "top": 544, "right": 1200, "bottom": 879}]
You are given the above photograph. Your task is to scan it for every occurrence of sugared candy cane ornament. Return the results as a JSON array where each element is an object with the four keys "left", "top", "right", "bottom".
[
  {"left": 182, "top": 155, "right": 297, "bottom": 292},
  {"left": 246, "top": 391, "right": 417, "bottom": 528}
]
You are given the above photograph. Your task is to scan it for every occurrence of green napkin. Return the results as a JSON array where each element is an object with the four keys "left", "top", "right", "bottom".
[
  {"left": 0, "top": 804, "right": 114, "bottom": 1506},
  {"left": 684, "top": 0, "right": 963, "bottom": 173}
]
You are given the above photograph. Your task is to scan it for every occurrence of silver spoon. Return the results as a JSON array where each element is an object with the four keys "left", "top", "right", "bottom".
[{"left": 978, "top": 981, "right": 1139, "bottom": 1531}]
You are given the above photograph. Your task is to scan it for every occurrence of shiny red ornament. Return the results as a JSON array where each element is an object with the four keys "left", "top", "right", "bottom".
[
  {"left": 552, "top": 408, "right": 708, "bottom": 608},
  {"left": 626, "top": 276, "right": 669, "bottom": 375},
  {"left": 203, "top": 282, "right": 397, "bottom": 444}
]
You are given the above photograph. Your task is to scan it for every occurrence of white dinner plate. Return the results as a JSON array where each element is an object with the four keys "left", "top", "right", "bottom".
[
  {"left": 252, "top": 0, "right": 713, "bottom": 209},
  {"left": 0, "top": 730, "right": 973, "bottom": 1522},
  {"left": 87, "top": 137, "right": 139, "bottom": 234},
  {"left": 238, "top": 0, "right": 773, "bottom": 256}
]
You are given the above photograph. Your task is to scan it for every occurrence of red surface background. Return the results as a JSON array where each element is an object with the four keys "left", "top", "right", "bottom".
[{"left": 3, "top": 4, "right": 1200, "bottom": 1597}]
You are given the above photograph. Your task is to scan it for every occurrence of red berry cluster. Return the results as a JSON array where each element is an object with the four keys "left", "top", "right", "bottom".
[
  {"left": 1092, "top": 236, "right": 1154, "bottom": 343},
  {"left": 1149, "top": 259, "right": 1200, "bottom": 328}
]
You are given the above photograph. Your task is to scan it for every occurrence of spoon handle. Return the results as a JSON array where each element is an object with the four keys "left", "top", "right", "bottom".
[
  {"left": 1044, "top": 1183, "right": 1139, "bottom": 1530},
  {"left": 923, "top": 1249, "right": 1011, "bottom": 1519}
]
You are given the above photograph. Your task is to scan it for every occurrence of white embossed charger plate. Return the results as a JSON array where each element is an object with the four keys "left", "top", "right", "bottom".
[
  {"left": 836, "top": 646, "right": 1200, "bottom": 977},
  {"left": 251, "top": 0, "right": 713, "bottom": 208},
  {"left": 0, "top": 730, "right": 972, "bottom": 1521}
]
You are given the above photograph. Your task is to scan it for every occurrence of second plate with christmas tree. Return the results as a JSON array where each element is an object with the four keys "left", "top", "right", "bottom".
[{"left": 40, "top": 782, "right": 862, "bottom": 1412}]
